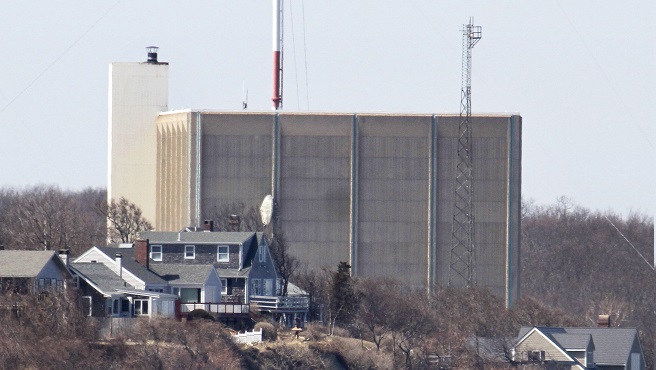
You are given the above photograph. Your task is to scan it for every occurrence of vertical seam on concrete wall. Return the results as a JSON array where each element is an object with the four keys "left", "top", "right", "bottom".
[
  {"left": 428, "top": 115, "right": 437, "bottom": 293},
  {"left": 272, "top": 113, "right": 280, "bottom": 203},
  {"left": 506, "top": 115, "right": 515, "bottom": 308},
  {"left": 196, "top": 112, "right": 202, "bottom": 227},
  {"left": 350, "top": 114, "right": 359, "bottom": 276}
]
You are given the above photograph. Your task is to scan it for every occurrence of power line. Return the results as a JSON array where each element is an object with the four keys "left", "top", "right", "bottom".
[
  {"left": 0, "top": 0, "right": 122, "bottom": 115},
  {"left": 604, "top": 215, "right": 655, "bottom": 272}
]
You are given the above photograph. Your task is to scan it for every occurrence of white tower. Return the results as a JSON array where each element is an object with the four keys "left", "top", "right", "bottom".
[{"left": 108, "top": 46, "right": 169, "bottom": 224}]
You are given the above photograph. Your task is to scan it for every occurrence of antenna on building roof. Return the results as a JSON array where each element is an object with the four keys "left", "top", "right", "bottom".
[{"left": 242, "top": 80, "right": 248, "bottom": 110}]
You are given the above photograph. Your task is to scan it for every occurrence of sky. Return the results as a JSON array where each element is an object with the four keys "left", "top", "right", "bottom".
[{"left": 0, "top": 1, "right": 653, "bottom": 218}]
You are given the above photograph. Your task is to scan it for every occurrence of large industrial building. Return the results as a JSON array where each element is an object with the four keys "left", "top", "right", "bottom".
[{"left": 109, "top": 51, "right": 522, "bottom": 306}]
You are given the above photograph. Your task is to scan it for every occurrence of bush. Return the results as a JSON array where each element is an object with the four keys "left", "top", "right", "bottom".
[
  {"left": 305, "top": 322, "right": 328, "bottom": 341},
  {"left": 186, "top": 309, "right": 214, "bottom": 322},
  {"left": 254, "top": 321, "right": 277, "bottom": 341}
]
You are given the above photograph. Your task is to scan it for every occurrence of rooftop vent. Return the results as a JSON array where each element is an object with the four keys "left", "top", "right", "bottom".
[{"left": 146, "top": 46, "right": 159, "bottom": 63}]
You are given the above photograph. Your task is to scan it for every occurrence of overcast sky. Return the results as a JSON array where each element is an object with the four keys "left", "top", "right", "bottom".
[{"left": 0, "top": 1, "right": 653, "bottom": 218}]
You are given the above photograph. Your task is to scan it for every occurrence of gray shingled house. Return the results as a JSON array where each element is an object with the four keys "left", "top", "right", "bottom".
[
  {"left": 0, "top": 250, "right": 72, "bottom": 293},
  {"left": 73, "top": 245, "right": 220, "bottom": 318},
  {"left": 138, "top": 229, "right": 309, "bottom": 324},
  {"left": 69, "top": 261, "right": 178, "bottom": 318},
  {"left": 512, "top": 326, "right": 645, "bottom": 369}
]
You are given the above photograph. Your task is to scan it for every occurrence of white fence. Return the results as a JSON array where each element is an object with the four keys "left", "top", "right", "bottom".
[{"left": 232, "top": 328, "right": 262, "bottom": 344}]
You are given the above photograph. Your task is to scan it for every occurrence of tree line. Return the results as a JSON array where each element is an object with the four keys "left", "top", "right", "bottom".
[{"left": 0, "top": 187, "right": 653, "bottom": 368}]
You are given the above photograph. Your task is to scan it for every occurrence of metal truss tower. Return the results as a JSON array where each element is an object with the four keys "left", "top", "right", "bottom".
[{"left": 449, "top": 18, "right": 482, "bottom": 288}]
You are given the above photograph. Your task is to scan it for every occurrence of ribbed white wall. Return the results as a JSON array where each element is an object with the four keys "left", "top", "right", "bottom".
[{"left": 108, "top": 62, "right": 168, "bottom": 224}]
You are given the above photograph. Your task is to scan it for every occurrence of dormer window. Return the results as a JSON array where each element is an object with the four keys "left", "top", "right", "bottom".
[
  {"left": 185, "top": 245, "right": 195, "bottom": 259},
  {"left": 259, "top": 245, "right": 266, "bottom": 262},
  {"left": 151, "top": 245, "right": 162, "bottom": 261},
  {"left": 217, "top": 245, "right": 229, "bottom": 262}
]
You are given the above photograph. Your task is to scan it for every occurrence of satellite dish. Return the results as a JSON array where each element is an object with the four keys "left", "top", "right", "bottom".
[{"left": 260, "top": 195, "right": 274, "bottom": 226}]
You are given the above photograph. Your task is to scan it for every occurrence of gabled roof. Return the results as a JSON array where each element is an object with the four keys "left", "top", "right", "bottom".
[
  {"left": 0, "top": 250, "right": 67, "bottom": 278},
  {"left": 97, "top": 246, "right": 167, "bottom": 285},
  {"left": 518, "top": 326, "right": 639, "bottom": 366},
  {"left": 148, "top": 264, "right": 217, "bottom": 285},
  {"left": 70, "top": 262, "right": 129, "bottom": 295},
  {"left": 139, "top": 231, "right": 258, "bottom": 245}
]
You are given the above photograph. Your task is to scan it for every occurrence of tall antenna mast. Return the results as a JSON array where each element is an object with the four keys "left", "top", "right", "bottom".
[
  {"left": 449, "top": 18, "right": 482, "bottom": 288},
  {"left": 272, "top": 0, "right": 283, "bottom": 110}
]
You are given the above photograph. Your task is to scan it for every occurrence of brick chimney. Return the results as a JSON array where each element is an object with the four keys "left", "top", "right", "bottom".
[
  {"left": 597, "top": 314, "right": 611, "bottom": 328},
  {"left": 134, "top": 239, "right": 150, "bottom": 269},
  {"left": 203, "top": 220, "right": 214, "bottom": 232},
  {"left": 229, "top": 214, "right": 241, "bottom": 231}
]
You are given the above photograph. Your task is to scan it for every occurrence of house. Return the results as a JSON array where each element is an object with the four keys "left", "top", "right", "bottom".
[
  {"left": 513, "top": 325, "right": 645, "bottom": 369},
  {"left": 0, "top": 249, "right": 73, "bottom": 294},
  {"left": 73, "top": 245, "right": 220, "bottom": 318},
  {"left": 69, "top": 261, "right": 177, "bottom": 318},
  {"left": 138, "top": 227, "right": 309, "bottom": 324}
]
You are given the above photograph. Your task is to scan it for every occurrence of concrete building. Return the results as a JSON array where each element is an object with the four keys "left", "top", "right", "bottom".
[
  {"left": 108, "top": 53, "right": 521, "bottom": 306},
  {"left": 107, "top": 47, "right": 168, "bottom": 222},
  {"left": 154, "top": 111, "right": 521, "bottom": 305}
]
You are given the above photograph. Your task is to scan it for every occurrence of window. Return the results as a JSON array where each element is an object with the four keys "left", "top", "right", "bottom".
[
  {"left": 220, "top": 279, "right": 228, "bottom": 295},
  {"left": 185, "top": 245, "right": 195, "bottom": 259},
  {"left": 179, "top": 288, "right": 201, "bottom": 303},
  {"left": 80, "top": 296, "right": 92, "bottom": 316},
  {"left": 264, "top": 279, "right": 273, "bottom": 296},
  {"left": 631, "top": 353, "right": 641, "bottom": 370},
  {"left": 259, "top": 246, "right": 266, "bottom": 262},
  {"left": 151, "top": 245, "right": 162, "bottom": 261},
  {"left": 71, "top": 275, "right": 79, "bottom": 289},
  {"left": 133, "top": 300, "right": 149, "bottom": 316},
  {"left": 250, "top": 279, "right": 261, "bottom": 295},
  {"left": 217, "top": 245, "right": 229, "bottom": 262},
  {"left": 527, "top": 351, "right": 545, "bottom": 362}
]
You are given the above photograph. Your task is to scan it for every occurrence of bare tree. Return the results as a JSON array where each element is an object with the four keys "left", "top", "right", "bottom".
[
  {"left": 359, "top": 278, "right": 400, "bottom": 350},
  {"left": 268, "top": 230, "right": 299, "bottom": 297},
  {"left": 99, "top": 196, "right": 153, "bottom": 243}
]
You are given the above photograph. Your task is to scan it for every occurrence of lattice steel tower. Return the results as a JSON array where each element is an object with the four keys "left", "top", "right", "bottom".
[{"left": 449, "top": 18, "right": 482, "bottom": 288}]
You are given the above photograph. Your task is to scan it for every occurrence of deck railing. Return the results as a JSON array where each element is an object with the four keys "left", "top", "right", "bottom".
[
  {"left": 179, "top": 302, "right": 249, "bottom": 315},
  {"left": 249, "top": 295, "right": 309, "bottom": 312}
]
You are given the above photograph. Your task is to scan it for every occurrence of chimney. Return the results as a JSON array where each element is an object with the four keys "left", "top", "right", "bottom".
[
  {"left": 203, "top": 220, "right": 214, "bottom": 232},
  {"left": 115, "top": 253, "right": 123, "bottom": 278},
  {"left": 58, "top": 249, "right": 70, "bottom": 267},
  {"left": 134, "top": 239, "right": 150, "bottom": 270},
  {"left": 597, "top": 314, "right": 611, "bottom": 328},
  {"left": 146, "top": 46, "right": 159, "bottom": 63},
  {"left": 229, "top": 214, "right": 241, "bottom": 231}
]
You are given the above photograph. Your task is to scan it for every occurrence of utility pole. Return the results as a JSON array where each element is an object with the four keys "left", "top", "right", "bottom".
[{"left": 449, "top": 18, "right": 482, "bottom": 288}]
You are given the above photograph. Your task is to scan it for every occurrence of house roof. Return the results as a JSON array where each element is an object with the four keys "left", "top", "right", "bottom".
[
  {"left": 518, "top": 326, "right": 639, "bottom": 366},
  {"left": 0, "top": 250, "right": 65, "bottom": 278},
  {"left": 148, "top": 264, "right": 216, "bottom": 285},
  {"left": 139, "top": 231, "right": 258, "bottom": 245},
  {"left": 97, "top": 246, "right": 167, "bottom": 285},
  {"left": 218, "top": 267, "right": 251, "bottom": 278},
  {"left": 550, "top": 333, "right": 593, "bottom": 351},
  {"left": 71, "top": 262, "right": 129, "bottom": 295}
]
